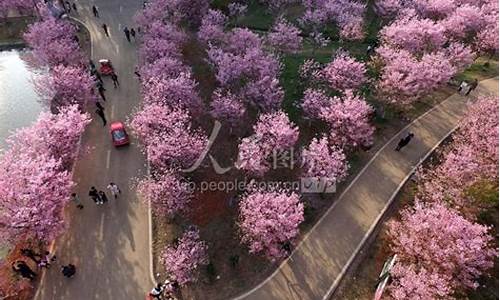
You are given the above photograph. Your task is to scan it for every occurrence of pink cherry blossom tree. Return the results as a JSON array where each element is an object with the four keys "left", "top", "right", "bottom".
[
  {"left": 130, "top": 103, "right": 208, "bottom": 169},
  {"left": 209, "top": 89, "right": 246, "bottom": 128},
  {"left": 416, "top": 96, "right": 498, "bottom": 217},
  {"left": 8, "top": 105, "right": 91, "bottom": 169},
  {"left": 0, "top": 0, "right": 35, "bottom": 17},
  {"left": 301, "top": 88, "right": 332, "bottom": 119},
  {"left": 237, "top": 110, "right": 299, "bottom": 176},
  {"left": 198, "top": 9, "right": 227, "bottom": 45},
  {"left": 388, "top": 263, "right": 453, "bottom": 300},
  {"left": 375, "top": 46, "right": 456, "bottom": 107},
  {"left": 139, "top": 57, "right": 191, "bottom": 83},
  {"left": 162, "top": 228, "right": 209, "bottom": 285},
  {"left": 387, "top": 201, "right": 496, "bottom": 290},
  {"left": 142, "top": 72, "right": 203, "bottom": 114},
  {"left": 266, "top": 18, "right": 303, "bottom": 54},
  {"left": 322, "top": 51, "right": 367, "bottom": 92},
  {"left": 24, "top": 17, "right": 83, "bottom": 67},
  {"left": 137, "top": 169, "right": 193, "bottom": 217},
  {"left": 0, "top": 105, "right": 90, "bottom": 242},
  {"left": 0, "top": 151, "right": 73, "bottom": 243},
  {"left": 379, "top": 16, "right": 447, "bottom": 54},
  {"left": 238, "top": 187, "right": 304, "bottom": 261},
  {"left": 34, "top": 65, "right": 95, "bottom": 108},
  {"left": 320, "top": 90, "right": 374, "bottom": 149},
  {"left": 301, "top": 135, "right": 349, "bottom": 182}
]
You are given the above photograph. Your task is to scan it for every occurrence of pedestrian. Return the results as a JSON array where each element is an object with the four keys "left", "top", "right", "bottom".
[
  {"left": 98, "top": 190, "right": 109, "bottom": 203},
  {"left": 111, "top": 72, "right": 119, "bottom": 88},
  {"left": 95, "top": 101, "right": 105, "bottom": 112},
  {"left": 149, "top": 283, "right": 164, "bottom": 299},
  {"left": 71, "top": 193, "right": 84, "bottom": 209},
  {"left": 96, "top": 108, "right": 107, "bottom": 126},
  {"left": 465, "top": 78, "right": 478, "bottom": 96},
  {"left": 38, "top": 251, "right": 56, "bottom": 269},
  {"left": 61, "top": 264, "right": 76, "bottom": 278},
  {"left": 89, "top": 186, "right": 99, "bottom": 204},
  {"left": 107, "top": 182, "right": 121, "bottom": 199},
  {"left": 89, "top": 59, "right": 96, "bottom": 71},
  {"left": 92, "top": 5, "right": 99, "bottom": 17},
  {"left": 95, "top": 72, "right": 103, "bottom": 84},
  {"left": 123, "top": 26, "right": 131, "bottom": 42},
  {"left": 65, "top": 1, "right": 71, "bottom": 12},
  {"left": 72, "top": 3, "right": 77, "bottom": 12},
  {"left": 12, "top": 261, "right": 36, "bottom": 280},
  {"left": 97, "top": 83, "right": 106, "bottom": 101},
  {"left": 130, "top": 28, "right": 136, "bottom": 40},
  {"left": 366, "top": 45, "right": 374, "bottom": 57},
  {"left": 102, "top": 23, "right": 109, "bottom": 37},
  {"left": 21, "top": 248, "right": 41, "bottom": 264},
  {"left": 458, "top": 80, "right": 469, "bottom": 95},
  {"left": 395, "top": 132, "right": 415, "bottom": 151}
]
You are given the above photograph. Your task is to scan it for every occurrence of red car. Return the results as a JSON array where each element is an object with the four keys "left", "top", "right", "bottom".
[{"left": 110, "top": 122, "right": 130, "bottom": 147}]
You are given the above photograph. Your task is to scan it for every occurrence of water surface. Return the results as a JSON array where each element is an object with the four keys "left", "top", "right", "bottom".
[{"left": 0, "top": 49, "right": 44, "bottom": 149}]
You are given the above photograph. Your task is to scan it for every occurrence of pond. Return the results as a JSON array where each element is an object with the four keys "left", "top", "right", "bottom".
[{"left": 0, "top": 49, "right": 44, "bottom": 149}]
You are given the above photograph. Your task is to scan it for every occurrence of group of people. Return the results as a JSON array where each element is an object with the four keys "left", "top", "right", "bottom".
[
  {"left": 12, "top": 248, "right": 76, "bottom": 281},
  {"left": 85, "top": 182, "right": 121, "bottom": 206},
  {"left": 92, "top": 5, "right": 138, "bottom": 42},
  {"left": 148, "top": 279, "right": 179, "bottom": 300},
  {"left": 88, "top": 59, "right": 120, "bottom": 126}
]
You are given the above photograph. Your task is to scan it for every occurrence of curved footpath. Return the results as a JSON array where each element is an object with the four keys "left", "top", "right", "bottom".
[
  {"left": 35, "top": 0, "right": 151, "bottom": 299},
  {"left": 235, "top": 77, "right": 499, "bottom": 300}
]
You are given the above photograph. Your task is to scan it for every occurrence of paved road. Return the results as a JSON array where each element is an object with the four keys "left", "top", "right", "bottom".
[
  {"left": 235, "top": 77, "right": 499, "bottom": 300},
  {"left": 35, "top": 1, "right": 152, "bottom": 299}
]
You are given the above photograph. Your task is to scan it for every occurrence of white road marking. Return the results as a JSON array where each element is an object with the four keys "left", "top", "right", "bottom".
[
  {"left": 120, "top": 5, "right": 123, "bottom": 12},
  {"left": 99, "top": 213, "right": 105, "bottom": 239},
  {"left": 106, "top": 150, "right": 111, "bottom": 169},
  {"left": 111, "top": 105, "right": 115, "bottom": 119}
]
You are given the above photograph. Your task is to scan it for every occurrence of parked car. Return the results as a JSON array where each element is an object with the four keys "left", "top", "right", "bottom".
[{"left": 110, "top": 122, "right": 130, "bottom": 147}]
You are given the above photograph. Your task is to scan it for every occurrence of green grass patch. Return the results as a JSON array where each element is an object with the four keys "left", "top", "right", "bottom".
[
  {"left": 234, "top": 1, "right": 274, "bottom": 30},
  {"left": 455, "top": 57, "right": 499, "bottom": 83}
]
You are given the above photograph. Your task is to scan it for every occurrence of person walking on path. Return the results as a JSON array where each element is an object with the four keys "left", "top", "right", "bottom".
[
  {"left": 458, "top": 80, "right": 469, "bottom": 95},
  {"left": 95, "top": 101, "right": 105, "bottom": 111},
  {"left": 130, "top": 28, "right": 136, "bottom": 40},
  {"left": 395, "top": 132, "right": 415, "bottom": 151},
  {"left": 64, "top": 1, "right": 71, "bottom": 12},
  {"left": 61, "top": 264, "right": 76, "bottom": 278},
  {"left": 123, "top": 27, "right": 131, "bottom": 42},
  {"left": 92, "top": 5, "right": 99, "bottom": 17},
  {"left": 96, "top": 108, "right": 107, "bottom": 126},
  {"left": 12, "top": 261, "right": 36, "bottom": 280},
  {"left": 98, "top": 190, "right": 109, "bottom": 204},
  {"left": 107, "top": 182, "right": 121, "bottom": 199},
  {"left": 94, "top": 72, "right": 103, "bottom": 85},
  {"left": 97, "top": 83, "right": 106, "bottom": 101},
  {"left": 102, "top": 23, "right": 109, "bottom": 37},
  {"left": 465, "top": 78, "right": 478, "bottom": 96},
  {"left": 72, "top": 3, "right": 77, "bottom": 12},
  {"left": 111, "top": 73, "right": 119, "bottom": 88},
  {"left": 71, "top": 193, "right": 84, "bottom": 209},
  {"left": 89, "top": 186, "right": 100, "bottom": 204}
]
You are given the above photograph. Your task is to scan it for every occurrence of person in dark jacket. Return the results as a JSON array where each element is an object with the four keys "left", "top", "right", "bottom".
[{"left": 395, "top": 132, "right": 415, "bottom": 151}]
